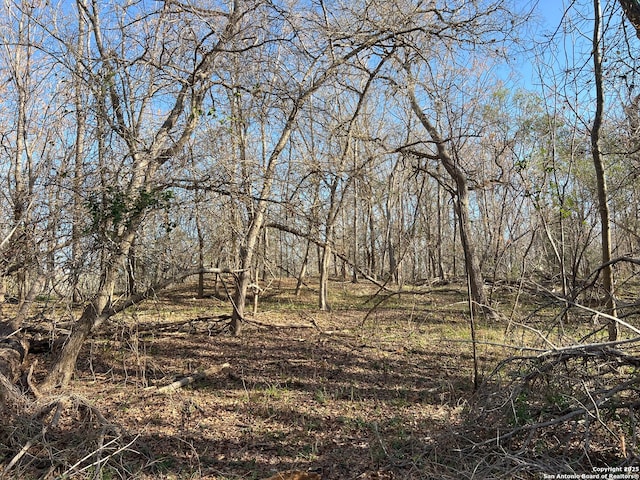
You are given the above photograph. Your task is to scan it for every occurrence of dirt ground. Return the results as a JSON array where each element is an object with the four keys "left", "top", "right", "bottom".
[
  {"left": 12, "top": 280, "right": 624, "bottom": 480},
  {"left": 3, "top": 278, "right": 577, "bottom": 479}
]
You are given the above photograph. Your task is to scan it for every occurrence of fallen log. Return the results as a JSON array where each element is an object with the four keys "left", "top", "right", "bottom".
[
  {"left": 148, "top": 362, "right": 231, "bottom": 395},
  {"left": 263, "top": 471, "right": 321, "bottom": 480},
  {"left": 133, "top": 315, "right": 231, "bottom": 334}
]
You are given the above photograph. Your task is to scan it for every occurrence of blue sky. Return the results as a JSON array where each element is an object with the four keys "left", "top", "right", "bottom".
[
  {"left": 509, "top": 0, "right": 569, "bottom": 91},
  {"left": 536, "top": 0, "right": 565, "bottom": 27}
]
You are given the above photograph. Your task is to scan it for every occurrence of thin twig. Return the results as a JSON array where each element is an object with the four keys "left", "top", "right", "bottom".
[
  {"left": 61, "top": 434, "right": 140, "bottom": 477},
  {"left": 1, "top": 435, "right": 39, "bottom": 479}
]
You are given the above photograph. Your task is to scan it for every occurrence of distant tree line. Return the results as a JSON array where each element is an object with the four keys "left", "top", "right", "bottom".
[{"left": 0, "top": 0, "right": 639, "bottom": 390}]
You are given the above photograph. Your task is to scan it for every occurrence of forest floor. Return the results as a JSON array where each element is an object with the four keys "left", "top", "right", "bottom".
[{"left": 4, "top": 277, "right": 637, "bottom": 479}]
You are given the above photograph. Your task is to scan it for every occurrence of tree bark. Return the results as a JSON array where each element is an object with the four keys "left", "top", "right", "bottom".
[
  {"left": 352, "top": 141, "right": 359, "bottom": 283},
  {"left": 619, "top": 0, "right": 640, "bottom": 38},
  {"left": 230, "top": 219, "right": 261, "bottom": 335},
  {"left": 126, "top": 239, "right": 137, "bottom": 297},
  {"left": 367, "top": 198, "right": 377, "bottom": 279},
  {"left": 196, "top": 207, "right": 205, "bottom": 299},
  {"left": 43, "top": 230, "right": 135, "bottom": 390},
  {"left": 71, "top": 5, "right": 88, "bottom": 304},
  {"left": 295, "top": 239, "right": 311, "bottom": 296},
  {"left": 319, "top": 241, "right": 332, "bottom": 311},
  {"left": 591, "top": 0, "right": 618, "bottom": 341}
]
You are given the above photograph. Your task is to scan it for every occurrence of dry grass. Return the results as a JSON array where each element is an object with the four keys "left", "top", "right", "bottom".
[{"left": 1, "top": 277, "right": 639, "bottom": 479}]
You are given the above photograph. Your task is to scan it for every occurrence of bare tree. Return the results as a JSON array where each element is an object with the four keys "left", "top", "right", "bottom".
[
  {"left": 0, "top": 0, "right": 67, "bottom": 383},
  {"left": 0, "top": 0, "right": 41, "bottom": 317},
  {"left": 42, "top": 0, "right": 248, "bottom": 389},
  {"left": 403, "top": 71, "right": 490, "bottom": 313},
  {"left": 222, "top": 6, "right": 402, "bottom": 333},
  {"left": 314, "top": 58, "right": 386, "bottom": 309},
  {"left": 591, "top": 0, "right": 618, "bottom": 340}
]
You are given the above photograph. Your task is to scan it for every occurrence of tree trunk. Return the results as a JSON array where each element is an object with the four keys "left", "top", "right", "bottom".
[
  {"left": 43, "top": 304, "right": 101, "bottom": 389},
  {"left": 318, "top": 177, "right": 342, "bottom": 310},
  {"left": 591, "top": 0, "right": 618, "bottom": 340},
  {"left": 127, "top": 240, "right": 137, "bottom": 297},
  {"left": 71, "top": 3, "right": 88, "bottom": 305},
  {"left": 230, "top": 260, "right": 250, "bottom": 336},
  {"left": 436, "top": 172, "right": 446, "bottom": 279},
  {"left": 196, "top": 209, "right": 205, "bottom": 298},
  {"left": 619, "top": 0, "right": 640, "bottom": 38},
  {"left": 252, "top": 268, "right": 259, "bottom": 316},
  {"left": 43, "top": 230, "right": 135, "bottom": 390},
  {"left": 261, "top": 228, "right": 269, "bottom": 282},
  {"left": 352, "top": 142, "right": 359, "bottom": 283},
  {"left": 295, "top": 239, "right": 311, "bottom": 296},
  {"left": 406, "top": 78, "right": 490, "bottom": 315},
  {"left": 230, "top": 220, "right": 262, "bottom": 335},
  {"left": 319, "top": 243, "right": 332, "bottom": 311},
  {"left": 455, "top": 188, "right": 489, "bottom": 313},
  {"left": 368, "top": 199, "right": 376, "bottom": 279}
]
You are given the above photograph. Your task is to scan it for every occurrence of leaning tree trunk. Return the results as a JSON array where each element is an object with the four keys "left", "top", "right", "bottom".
[
  {"left": 42, "top": 230, "right": 136, "bottom": 390},
  {"left": 295, "top": 239, "right": 311, "bottom": 296},
  {"left": 406, "top": 79, "right": 490, "bottom": 315},
  {"left": 454, "top": 186, "right": 489, "bottom": 313},
  {"left": 230, "top": 218, "right": 262, "bottom": 336}
]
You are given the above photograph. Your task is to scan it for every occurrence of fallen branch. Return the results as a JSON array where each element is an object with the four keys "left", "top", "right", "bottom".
[
  {"left": 131, "top": 315, "right": 231, "bottom": 334},
  {"left": 2, "top": 432, "right": 40, "bottom": 478},
  {"left": 25, "top": 362, "right": 41, "bottom": 400},
  {"left": 150, "top": 362, "right": 231, "bottom": 395},
  {"left": 105, "top": 267, "right": 244, "bottom": 317},
  {"left": 244, "top": 318, "right": 316, "bottom": 330},
  {"left": 263, "top": 471, "right": 321, "bottom": 480},
  {"left": 470, "top": 373, "right": 640, "bottom": 451},
  {"left": 532, "top": 282, "right": 640, "bottom": 337},
  {"left": 537, "top": 335, "right": 640, "bottom": 357}
]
